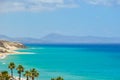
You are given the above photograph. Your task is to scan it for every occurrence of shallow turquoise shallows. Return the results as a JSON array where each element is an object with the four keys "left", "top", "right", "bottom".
[{"left": 0, "top": 44, "right": 120, "bottom": 80}]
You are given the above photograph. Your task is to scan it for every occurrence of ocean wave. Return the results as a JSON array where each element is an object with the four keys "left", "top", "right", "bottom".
[
  {"left": 2, "top": 62, "right": 6, "bottom": 64},
  {"left": 29, "top": 47, "right": 45, "bottom": 50},
  {"left": 24, "top": 52, "right": 36, "bottom": 54},
  {"left": 9, "top": 52, "right": 36, "bottom": 55}
]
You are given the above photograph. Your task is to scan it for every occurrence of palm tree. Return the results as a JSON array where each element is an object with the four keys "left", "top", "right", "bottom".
[
  {"left": 16, "top": 65, "right": 24, "bottom": 80},
  {"left": 56, "top": 77, "right": 64, "bottom": 80},
  {"left": 51, "top": 78, "right": 55, "bottom": 80},
  {"left": 8, "top": 62, "right": 15, "bottom": 79},
  {"left": 51, "top": 77, "right": 64, "bottom": 80},
  {"left": 24, "top": 71, "right": 30, "bottom": 80},
  {"left": 30, "top": 68, "right": 39, "bottom": 80},
  {"left": 1, "top": 71, "right": 10, "bottom": 80}
]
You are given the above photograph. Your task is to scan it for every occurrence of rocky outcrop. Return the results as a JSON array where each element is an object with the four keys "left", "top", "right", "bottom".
[{"left": 0, "top": 40, "right": 25, "bottom": 53}]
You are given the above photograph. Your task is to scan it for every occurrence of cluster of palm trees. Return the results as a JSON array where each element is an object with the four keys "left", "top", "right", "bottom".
[
  {"left": 0, "top": 62, "right": 39, "bottom": 80},
  {"left": 0, "top": 62, "right": 64, "bottom": 80}
]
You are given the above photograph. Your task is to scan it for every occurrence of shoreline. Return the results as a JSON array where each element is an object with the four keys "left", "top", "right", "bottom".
[
  {"left": 0, "top": 40, "right": 26, "bottom": 59},
  {"left": 0, "top": 49, "right": 25, "bottom": 59},
  {"left": 0, "top": 52, "right": 19, "bottom": 59}
]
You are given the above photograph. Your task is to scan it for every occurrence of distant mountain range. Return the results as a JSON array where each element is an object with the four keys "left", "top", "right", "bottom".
[{"left": 0, "top": 34, "right": 120, "bottom": 44}]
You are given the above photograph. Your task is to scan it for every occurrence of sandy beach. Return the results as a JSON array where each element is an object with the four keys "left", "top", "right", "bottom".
[
  {"left": 0, "top": 40, "right": 26, "bottom": 59},
  {"left": 0, "top": 53, "right": 8, "bottom": 59},
  {"left": 0, "top": 51, "right": 29, "bottom": 59},
  {"left": 0, "top": 49, "right": 27, "bottom": 59}
]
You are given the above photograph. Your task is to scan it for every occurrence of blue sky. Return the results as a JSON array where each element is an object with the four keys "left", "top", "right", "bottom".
[{"left": 0, "top": 0, "right": 120, "bottom": 38}]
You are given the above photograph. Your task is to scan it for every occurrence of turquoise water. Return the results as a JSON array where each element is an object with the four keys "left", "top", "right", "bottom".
[{"left": 0, "top": 44, "right": 120, "bottom": 80}]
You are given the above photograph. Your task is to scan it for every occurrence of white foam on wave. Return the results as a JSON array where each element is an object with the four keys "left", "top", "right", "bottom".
[
  {"left": 25, "top": 52, "right": 36, "bottom": 54},
  {"left": 16, "top": 52, "right": 36, "bottom": 55},
  {"left": 8, "top": 52, "right": 37, "bottom": 56},
  {"left": 0, "top": 55, "right": 7, "bottom": 59},
  {"left": 2, "top": 62, "right": 6, "bottom": 64},
  {"left": 30, "top": 47, "right": 45, "bottom": 50}
]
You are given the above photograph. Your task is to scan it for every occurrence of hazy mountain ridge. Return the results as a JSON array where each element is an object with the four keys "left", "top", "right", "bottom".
[{"left": 0, "top": 34, "right": 120, "bottom": 44}]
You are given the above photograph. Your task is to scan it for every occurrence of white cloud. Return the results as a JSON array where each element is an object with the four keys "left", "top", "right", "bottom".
[
  {"left": 0, "top": 0, "right": 79, "bottom": 13},
  {"left": 0, "top": 0, "right": 120, "bottom": 13},
  {"left": 32, "top": 0, "right": 64, "bottom": 4},
  {"left": 56, "top": 4, "right": 79, "bottom": 8},
  {"left": 85, "top": 0, "right": 120, "bottom": 6}
]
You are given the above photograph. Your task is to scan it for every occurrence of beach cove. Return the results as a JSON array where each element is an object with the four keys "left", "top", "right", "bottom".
[{"left": 0, "top": 40, "right": 26, "bottom": 59}]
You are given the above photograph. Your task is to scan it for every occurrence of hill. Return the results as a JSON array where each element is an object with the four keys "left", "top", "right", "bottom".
[
  {"left": 0, "top": 33, "right": 120, "bottom": 44},
  {"left": 0, "top": 40, "right": 25, "bottom": 53}
]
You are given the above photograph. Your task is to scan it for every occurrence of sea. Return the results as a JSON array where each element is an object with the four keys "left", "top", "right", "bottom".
[{"left": 0, "top": 44, "right": 120, "bottom": 80}]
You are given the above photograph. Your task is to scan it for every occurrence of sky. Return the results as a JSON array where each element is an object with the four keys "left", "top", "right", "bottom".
[{"left": 0, "top": 0, "right": 120, "bottom": 38}]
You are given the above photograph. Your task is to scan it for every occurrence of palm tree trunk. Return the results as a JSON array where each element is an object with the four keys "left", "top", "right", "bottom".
[
  {"left": 11, "top": 69, "right": 13, "bottom": 79},
  {"left": 27, "top": 76, "right": 29, "bottom": 80},
  {"left": 32, "top": 77, "right": 34, "bottom": 80},
  {"left": 19, "top": 73, "right": 21, "bottom": 80}
]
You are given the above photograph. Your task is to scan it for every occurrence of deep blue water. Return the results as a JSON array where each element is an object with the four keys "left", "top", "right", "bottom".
[{"left": 0, "top": 44, "right": 120, "bottom": 80}]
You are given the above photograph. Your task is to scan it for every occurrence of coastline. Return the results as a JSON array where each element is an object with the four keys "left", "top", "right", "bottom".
[
  {"left": 0, "top": 48, "right": 25, "bottom": 59},
  {"left": 0, "top": 53, "right": 8, "bottom": 59},
  {"left": 0, "top": 40, "right": 26, "bottom": 59}
]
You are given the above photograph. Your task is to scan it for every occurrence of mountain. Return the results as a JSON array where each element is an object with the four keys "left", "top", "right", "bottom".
[
  {"left": 0, "top": 35, "right": 43, "bottom": 43},
  {"left": 0, "top": 33, "right": 120, "bottom": 44},
  {"left": 41, "top": 33, "right": 120, "bottom": 44},
  {"left": 0, "top": 34, "right": 13, "bottom": 41},
  {"left": 13, "top": 37, "right": 43, "bottom": 44}
]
